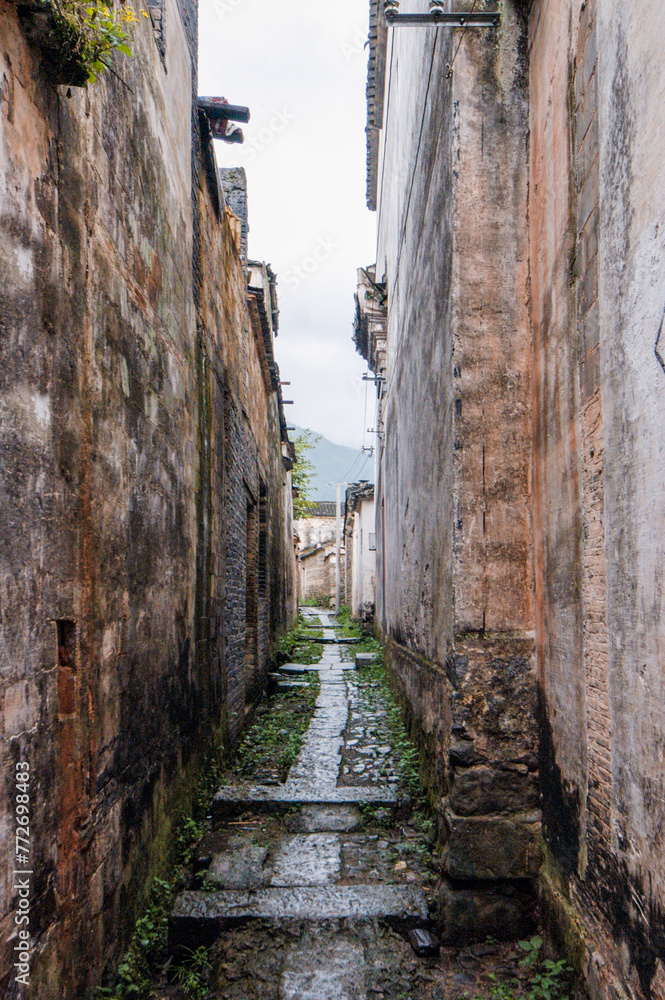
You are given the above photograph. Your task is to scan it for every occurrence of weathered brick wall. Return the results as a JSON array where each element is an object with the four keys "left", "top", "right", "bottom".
[
  {"left": 295, "top": 515, "right": 336, "bottom": 551},
  {"left": 529, "top": 0, "right": 604, "bottom": 974},
  {"left": 220, "top": 395, "right": 270, "bottom": 728},
  {"left": 574, "top": 0, "right": 610, "bottom": 891},
  {"left": 296, "top": 516, "right": 339, "bottom": 605},
  {"left": 528, "top": 1, "right": 625, "bottom": 988},
  {"left": 344, "top": 520, "right": 354, "bottom": 608},
  {"left": 591, "top": 10, "right": 665, "bottom": 989},
  {"left": 0, "top": 3, "right": 199, "bottom": 993},
  {"left": 445, "top": 2, "right": 538, "bottom": 936},
  {"left": 529, "top": 0, "right": 588, "bottom": 906},
  {"left": 375, "top": 12, "right": 455, "bottom": 663},
  {"left": 195, "top": 171, "right": 296, "bottom": 736},
  {"left": 218, "top": 167, "right": 248, "bottom": 262},
  {"left": 0, "top": 2, "right": 295, "bottom": 995}
]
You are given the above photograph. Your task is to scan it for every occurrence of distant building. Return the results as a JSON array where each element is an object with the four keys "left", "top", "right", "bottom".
[
  {"left": 295, "top": 502, "right": 343, "bottom": 606},
  {"left": 344, "top": 482, "right": 376, "bottom": 621}
]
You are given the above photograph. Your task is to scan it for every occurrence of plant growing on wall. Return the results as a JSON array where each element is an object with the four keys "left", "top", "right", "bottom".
[
  {"left": 292, "top": 430, "right": 320, "bottom": 520},
  {"left": 25, "top": 0, "right": 145, "bottom": 86}
]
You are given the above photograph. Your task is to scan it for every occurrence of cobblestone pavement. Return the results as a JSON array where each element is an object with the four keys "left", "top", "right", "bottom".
[{"left": 169, "top": 609, "right": 538, "bottom": 1000}]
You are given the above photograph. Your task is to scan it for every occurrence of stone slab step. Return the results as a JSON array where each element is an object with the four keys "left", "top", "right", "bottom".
[
  {"left": 280, "top": 932, "right": 367, "bottom": 1000},
  {"left": 290, "top": 804, "right": 363, "bottom": 832},
  {"left": 311, "top": 636, "right": 360, "bottom": 644},
  {"left": 355, "top": 652, "right": 378, "bottom": 668},
  {"left": 279, "top": 663, "right": 318, "bottom": 674},
  {"left": 277, "top": 680, "right": 310, "bottom": 689},
  {"left": 279, "top": 663, "right": 346, "bottom": 675},
  {"left": 171, "top": 883, "right": 428, "bottom": 931},
  {"left": 213, "top": 785, "right": 401, "bottom": 822}
]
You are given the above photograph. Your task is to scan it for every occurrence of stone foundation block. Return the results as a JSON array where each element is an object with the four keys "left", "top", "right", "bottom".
[
  {"left": 436, "top": 879, "right": 536, "bottom": 944},
  {"left": 449, "top": 765, "right": 539, "bottom": 816},
  {"left": 442, "top": 809, "right": 541, "bottom": 880}
]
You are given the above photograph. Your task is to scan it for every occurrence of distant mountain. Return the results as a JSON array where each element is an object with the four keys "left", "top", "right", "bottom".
[{"left": 293, "top": 426, "right": 374, "bottom": 503}]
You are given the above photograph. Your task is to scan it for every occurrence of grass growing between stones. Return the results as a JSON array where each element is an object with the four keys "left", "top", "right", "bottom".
[
  {"left": 96, "top": 617, "right": 324, "bottom": 999},
  {"left": 209, "top": 611, "right": 331, "bottom": 785},
  {"left": 465, "top": 936, "right": 574, "bottom": 1000},
  {"left": 95, "top": 743, "right": 226, "bottom": 999},
  {"left": 335, "top": 603, "right": 385, "bottom": 657},
  {"left": 348, "top": 660, "right": 424, "bottom": 796},
  {"left": 232, "top": 677, "right": 320, "bottom": 783},
  {"left": 272, "top": 612, "right": 324, "bottom": 665},
  {"left": 220, "top": 614, "right": 325, "bottom": 783}
]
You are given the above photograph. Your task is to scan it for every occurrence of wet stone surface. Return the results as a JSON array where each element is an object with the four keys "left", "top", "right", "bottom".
[
  {"left": 168, "top": 608, "right": 544, "bottom": 999},
  {"left": 191, "top": 921, "right": 535, "bottom": 1000}
]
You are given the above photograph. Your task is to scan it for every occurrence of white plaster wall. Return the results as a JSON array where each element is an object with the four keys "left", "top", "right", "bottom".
[
  {"left": 351, "top": 498, "right": 376, "bottom": 616},
  {"left": 295, "top": 516, "right": 336, "bottom": 552},
  {"left": 375, "top": 18, "right": 455, "bottom": 658},
  {"left": 597, "top": 0, "right": 665, "bottom": 926}
]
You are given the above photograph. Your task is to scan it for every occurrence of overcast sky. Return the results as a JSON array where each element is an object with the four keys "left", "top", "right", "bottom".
[{"left": 198, "top": 0, "right": 378, "bottom": 450}]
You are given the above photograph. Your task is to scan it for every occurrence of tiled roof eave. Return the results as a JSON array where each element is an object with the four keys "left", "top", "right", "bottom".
[{"left": 366, "top": 0, "right": 387, "bottom": 211}]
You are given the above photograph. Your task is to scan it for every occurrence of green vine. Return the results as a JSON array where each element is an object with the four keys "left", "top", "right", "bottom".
[{"left": 41, "top": 0, "right": 146, "bottom": 84}]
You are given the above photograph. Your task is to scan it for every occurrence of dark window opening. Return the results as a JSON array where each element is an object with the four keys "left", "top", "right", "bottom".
[
  {"left": 245, "top": 497, "right": 259, "bottom": 699},
  {"left": 56, "top": 619, "right": 77, "bottom": 716},
  {"left": 258, "top": 481, "right": 268, "bottom": 601}
]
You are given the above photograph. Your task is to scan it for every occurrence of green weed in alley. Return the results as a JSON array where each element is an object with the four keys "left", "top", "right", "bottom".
[
  {"left": 337, "top": 611, "right": 421, "bottom": 795},
  {"left": 234, "top": 674, "right": 319, "bottom": 781},
  {"left": 272, "top": 613, "right": 324, "bottom": 666},
  {"left": 470, "top": 937, "right": 573, "bottom": 1000},
  {"left": 174, "top": 945, "right": 213, "bottom": 1000}
]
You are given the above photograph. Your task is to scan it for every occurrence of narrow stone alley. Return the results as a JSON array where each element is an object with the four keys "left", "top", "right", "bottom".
[
  {"left": 5, "top": 0, "right": 665, "bottom": 992},
  {"left": 164, "top": 611, "right": 554, "bottom": 1000}
]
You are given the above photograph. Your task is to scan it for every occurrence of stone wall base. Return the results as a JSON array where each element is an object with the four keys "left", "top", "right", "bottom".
[
  {"left": 436, "top": 878, "right": 536, "bottom": 944},
  {"left": 386, "top": 633, "right": 542, "bottom": 942},
  {"left": 539, "top": 852, "right": 632, "bottom": 1000}
]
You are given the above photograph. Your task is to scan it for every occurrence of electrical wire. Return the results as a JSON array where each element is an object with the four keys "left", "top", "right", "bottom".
[
  {"left": 446, "top": 0, "right": 479, "bottom": 77},
  {"left": 322, "top": 447, "right": 374, "bottom": 504},
  {"left": 321, "top": 375, "right": 373, "bottom": 501},
  {"left": 338, "top": 450, "right": 366, "bottom": 487},
  {"left": 346, "top": 451, "right": 373, "bottom": 486}
]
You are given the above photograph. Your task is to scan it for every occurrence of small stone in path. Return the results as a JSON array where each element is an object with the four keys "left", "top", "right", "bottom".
[{"left": 407, "top": 927, "right": 441, "bottom": 957}]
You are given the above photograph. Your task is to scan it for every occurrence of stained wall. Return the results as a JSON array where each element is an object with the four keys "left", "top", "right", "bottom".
[
  {"left": 530, "top": 0, "right": 665, "bottom": 994},
  {"left": 371, "top": 0, "right": 538, "bottom": 942},
  {"left": 372, "top": 0, "right": 665, "bottom": 988},
  {"left": 0, "top": 2, "right": 295, "bottom": 995}
]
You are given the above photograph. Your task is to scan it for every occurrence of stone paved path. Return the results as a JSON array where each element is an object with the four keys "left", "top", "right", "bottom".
[{"left": 168, "top": 610, "right": 535, "bottom": 999}]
